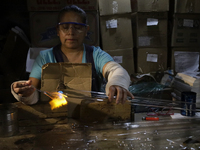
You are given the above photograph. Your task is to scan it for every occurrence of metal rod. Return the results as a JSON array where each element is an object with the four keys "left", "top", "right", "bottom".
[{"left": 36, "top": 88, "right": 200, "bottom": 112}]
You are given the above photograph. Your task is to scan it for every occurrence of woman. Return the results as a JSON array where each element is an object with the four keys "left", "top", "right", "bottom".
[{"left": 11, "top": 5, "right": 134, "bottom": 105}]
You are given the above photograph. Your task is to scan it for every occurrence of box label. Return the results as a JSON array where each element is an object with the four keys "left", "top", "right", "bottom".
[
  {"left": 174, "top": 51, "right": 199, "bottom": 72},
  {"left": 147, "top": 18, "right": 158, "bottom": 26},
  {"left": 183, "top": 19, "right": 194, "bottom": 27},
  {"left": 146, "top": 54, "right": 158, "bottom": 62},
  {"left": 106, "top": 19, "right": 118, "bottom": 29}
]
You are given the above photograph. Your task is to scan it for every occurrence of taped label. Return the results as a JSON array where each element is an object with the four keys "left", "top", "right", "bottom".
[
  {"left": 147, "top": 54, "right": 158, "bottom": 62},
  {"left": 183, "top": 19, "right": 194, "bottom": 27},
  {"left": 106, "top": 19, "right": 118, "bottom": 29},
  {"left": 147, "top": 18, "right": 158, "bottom": 26}
]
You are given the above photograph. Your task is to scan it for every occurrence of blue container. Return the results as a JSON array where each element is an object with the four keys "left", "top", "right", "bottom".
[{"left": 181, "top": 92, "right": 196, "bottom": 116}]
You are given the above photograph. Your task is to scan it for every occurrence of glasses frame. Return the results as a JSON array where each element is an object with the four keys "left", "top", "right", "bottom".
[
  {"left": 58, "top": 22, "right": 87, "bottom": 26},
  {"left": 57, "top": 22, "right": 87, "bottom": 34}
]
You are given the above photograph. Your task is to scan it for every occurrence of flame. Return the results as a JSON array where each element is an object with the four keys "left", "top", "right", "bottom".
[{"left": 44, "top": 91, "right": 68, "bottom": 110}]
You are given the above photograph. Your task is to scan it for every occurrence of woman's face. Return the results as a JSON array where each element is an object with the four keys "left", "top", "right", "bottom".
[{"left": 57, "top": 11, "right": 88, "bottom": 50}]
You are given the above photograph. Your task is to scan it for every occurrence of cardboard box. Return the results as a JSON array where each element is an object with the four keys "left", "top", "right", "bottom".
[
  {"left": 30, "top": 12, "right": 60, "bottom": 48},
  {"left": 137, "top": 48, "right": 168, "bottom": 73},
  {"left": 40, "top": 63, "right": 92, "bottom": 100},
  {"left": 171, "top": 14, "right": 200, "bottom": 47},
  {"left": 171, "top": 48, "right": 200, "bottom": 73},
  {"left": 98, "top": 0, "right": 132, "bottom": 16},
  {"left": 100, "top": 14, "right": 133, "bottom": 50},
  {"left": 131, "top": 0, "right": 169, "bottom": 12},
  {"left": 80, "top": 99, "right": 131, "bottom": 123},
  {"left": 174, "top": 0, "right": 200, "bottom": 13},
  {"left": 27, "top": 0, "right": 98, "bottom": 11},
  {"left": 105, "top": 48, "right": 135, "bottom": 75},
  {"left": 84, "top": 11, "right": 100, "bottom": 46},
  {"left": 132, "top": 12, "right": 168, "bottom": 48},
  {"left": 40, "top": 63, "right": 92, "bottom": 118},
  {"left": 30, "top": 11, "right": 99, "bottom": 48}
]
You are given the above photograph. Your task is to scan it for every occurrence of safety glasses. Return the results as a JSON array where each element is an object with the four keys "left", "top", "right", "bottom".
[{"left": 57, "top": 22, "right": 87, "bottom": 34}]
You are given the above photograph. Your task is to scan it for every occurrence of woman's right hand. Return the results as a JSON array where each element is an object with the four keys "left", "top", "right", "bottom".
[{"left": 12, "top": 80, "right": 35, "bottom": 97}]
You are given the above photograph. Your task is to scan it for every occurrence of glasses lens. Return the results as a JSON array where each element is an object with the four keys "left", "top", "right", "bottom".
[
  {"left": 59, "top": 23, "right": 85, "bottom": 33},
  {"left": 74, "top": 24, "right": 85, "bottom": 33}
]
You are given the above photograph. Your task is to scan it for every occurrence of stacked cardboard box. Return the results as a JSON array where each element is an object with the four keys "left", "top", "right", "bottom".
[
  {"left": 99, "top": 0, "right": 134, "bottom": 75},
  {"left": 171, "top": 14, "right": 200, "bottom": 48},
  {"left": 131, "top": 0, "right": 169, "bottom": 74},
  {"left": 28, "top": 0, "right": 100, "bottom": 47},
  {"left": 171, "top": 0, "right": 200, "bottom": 72},
  {"left": 171, "top": 0, "right": 200, "bottom": 74},
  {"left": 171, "top": 0, "right": 200, "bottom": 63},
  {"left": 171, "top": 0, "right": 200, "bottom": 103}
]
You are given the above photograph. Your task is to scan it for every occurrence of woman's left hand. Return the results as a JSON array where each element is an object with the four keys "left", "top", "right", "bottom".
[{"left": 108, "top": 85, "right": 134, "bottom": 104}]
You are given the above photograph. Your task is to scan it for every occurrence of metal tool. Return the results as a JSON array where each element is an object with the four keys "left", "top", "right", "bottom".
[{"left": 35, "top": 88, "right": 56, "bottom": 99}]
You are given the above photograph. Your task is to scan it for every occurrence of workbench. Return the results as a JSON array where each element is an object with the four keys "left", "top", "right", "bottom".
[{"left": 1, "top": 109, "right": 200, "bottom": 150}]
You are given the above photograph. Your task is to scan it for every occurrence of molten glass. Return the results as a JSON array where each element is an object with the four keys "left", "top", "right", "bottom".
[{"left": 44, "top": 91, "right": 68, "bottom": 110}]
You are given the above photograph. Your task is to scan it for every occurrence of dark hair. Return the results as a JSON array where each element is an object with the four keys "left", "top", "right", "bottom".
[{"left": 57, "top": 5, "right": 87, "bottom": 24}]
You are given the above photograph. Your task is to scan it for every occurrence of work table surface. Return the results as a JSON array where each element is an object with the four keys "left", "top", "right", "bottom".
[{"left": 1, "top": 112, "right": 200, "bottom": 150}]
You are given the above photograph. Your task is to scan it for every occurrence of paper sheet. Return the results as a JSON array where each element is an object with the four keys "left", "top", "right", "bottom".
[
  {"left": 106, "top": 19, "right": 118, "bottom": 29},
  {"left": 147, "top": 18, "right": 158, "bottom": 26},
  {"left": 146, "top": 54, "right": 158, "bottom": 62},
  {"left": 174, "top": 51, "right": 199, "bottom": 73},
  {"left": 171, "top": 112, "right": 200, "bottom": 119}
]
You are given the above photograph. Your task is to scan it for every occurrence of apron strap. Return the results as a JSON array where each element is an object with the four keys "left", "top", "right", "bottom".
[
  {"left": 85, "top": 45, "right": 100, "bottom": 92},
  {"left": 53, "top": 43, "right": 64, "bottom": 62}
]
